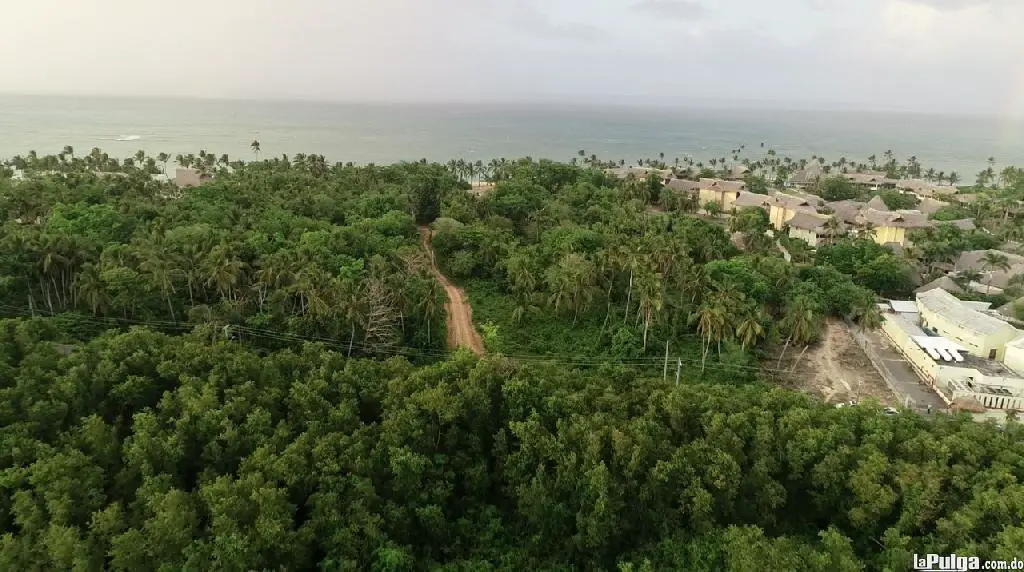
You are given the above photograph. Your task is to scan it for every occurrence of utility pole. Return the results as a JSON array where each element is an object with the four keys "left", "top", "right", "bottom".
[
  {"left": 675, "top": 358, "right": 682, "bottom": 387},
  {"left": 663, "top": 340, "right": 670, "bottom": 382}
]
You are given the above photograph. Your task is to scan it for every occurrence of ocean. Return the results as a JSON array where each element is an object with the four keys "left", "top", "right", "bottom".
[{"left": 1, "top": 94, "right": 1022, "bottom": 181}]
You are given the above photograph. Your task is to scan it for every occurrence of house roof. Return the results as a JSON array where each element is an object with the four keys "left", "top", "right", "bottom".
[
  {"left": 916, "top": 197, "right": 950, "bottom": 215},
  {"left": 846, "top": 172, "right": 896, "bottom": 186},
  {"left": 665, "top": 178, "right": 700, "bottom": 192},
  {"left": 915, "top": 275, "right": 966, "bottom": 295},
  {"left": 896, "top": 179, "right": 958, "bottom": 197},
  {"left": 916, "top": 288, "right": 1021, "bottom": 336},
  {"left": 955, "top": 250, "right": 1024, "bottom": 272},
  {"left": 787, "top": 212, "right": 832, "bottom": 232},
  {"left": 733, "top": 191, "right": 772, "bottom": 208},
  {"left": 827, "top": 200, "right": 867, "bottom": 224},
  {"left": 866, "top": 195, "right": 889, "bottom": 211},
  {"left": 772, "top": 192, "right": 816, "bottom": 210},
  {"left": 861, "top": 208, "right": 931, "bottom": 229},
  {"left": 698, "top": 178, "right": 746, "bottom": 193},
  {"left": 942, "top": 219, "right": 977, "bottom": 232}
]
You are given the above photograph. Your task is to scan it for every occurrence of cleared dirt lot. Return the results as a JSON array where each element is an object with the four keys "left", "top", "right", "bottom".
[{"left": 772, "top": 319, "right": 895, "bottom": 406}]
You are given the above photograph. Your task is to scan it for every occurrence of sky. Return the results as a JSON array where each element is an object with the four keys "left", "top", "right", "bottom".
[{"left": 1, "top": 0, "right": 1022, "bottom": 116}]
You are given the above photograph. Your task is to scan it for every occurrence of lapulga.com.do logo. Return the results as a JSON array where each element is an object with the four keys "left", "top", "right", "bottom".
[{"left": 913, "top": 554, "right": 1024, "bottom": 571}]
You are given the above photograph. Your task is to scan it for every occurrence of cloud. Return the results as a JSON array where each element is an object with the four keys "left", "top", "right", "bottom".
[
  {"left": 902, "top": 0, "right": 993, "bottom": 8},
  {"left": 631, "top": 0, "right": 707, "bottom": 20}
]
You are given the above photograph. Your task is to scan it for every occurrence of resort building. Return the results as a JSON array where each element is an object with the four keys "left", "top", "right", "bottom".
[
  {"left": 916, "top": 288, "right": 1022, "bottom": 361},
  {"left": 915, "top": 276, "right": 967, "bottom": 296},
  {"left": 732, "top": 191, "right": 772, "bottom": 211},
  {"left": 895, "top": 179, "right": 959, "bottom": 199},
  {"left": 697, "top": 178, "right": 747, "bottom": 212},
  {"left": 860, "top": 208, "right": 932, "bottom": 247},
  {"left": 1005, "top": 336, "right": 1024, "bottom": 376},
  {"left": 954, "top": 250, "right": 1024, "bottom": 291},
  {"left": 785, "top": 212, "right": 837, "bottom": 248},
  {"left": 768, "top": 192, "right": 818, "bottom": 230},
  {"left": 845, "top": 171, "right": 897, "bottom": 190},
  {"left": 915, "top": 197, "right": 951, "bottom": 216},
  {"left": 785, "top": 162, "right": 824, "bottom": 189},
  {"left": 726, "top": 164, "right": 750, "bottom": 180},
  {"left": 880, "top": 293, "right": 1024, "bottom": 413}
]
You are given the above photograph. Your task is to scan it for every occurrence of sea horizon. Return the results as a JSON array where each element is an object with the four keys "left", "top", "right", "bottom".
[{"left": 2, "top": 93, "right": 1021, "bottom": 181}]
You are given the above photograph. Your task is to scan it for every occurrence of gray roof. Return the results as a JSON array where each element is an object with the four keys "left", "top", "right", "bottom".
[
  {"left": 733, "top": 191, "right": 772, "bottom": 208},
  {"left": 665, "top": 178, "right": 700, "bottom": 192},
  {"left": 846, "top": 172, "right": 896, "bottom": 186},
  {"left": 787, "top": 212, "right": 832, "bottom": 231},
  {"left": 916, "top": 288, "right": 1020, "bottom": 336},
  {"left": 698, "top": 178, "right": 745, "bottom": 193},
  {"left": 866, "top": 195, "right": 889, "bottom": 211},
  {"left": 827, "top": 200, "right": 868, "bottom": 224},
  {"left": 861, "top": 208, "right": 931, "bottom": 229},
  {"left": 772, "top": 192, "right": 815, "bottom": 210},
  {"left": 896, "top": 179, "right": 958, "bottom": 197},
  {"left": 915, "top": 276, "right": 966, "bottom": 295},
  {"left": 954, "top": 250, "right": 1024, "bottom": 289},
  {"left": 916, "top": 197, "right": 950, "bottom": 215}
]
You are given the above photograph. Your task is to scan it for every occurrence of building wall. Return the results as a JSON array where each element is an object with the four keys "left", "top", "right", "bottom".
[
  {"left": 952, "top": 390, "right": 1024, "bottom": 411},
  {"left": 769, "top": 205, "right": 802, "bottom": 230},
  {"left": 881, "top": 317, "right": 940, "bottom": 383},
  {"left": 873, "top": 226, "right": 907, "bottom": 246},
  {"left": 790, "top": 227, "right": 820, "bottom": 248},
  {"left": 918, "top": 306, "right": 1020, "bottom": 360},
  {"left": 1006, "top": 342, "right": 1024, "bottom": 376}
]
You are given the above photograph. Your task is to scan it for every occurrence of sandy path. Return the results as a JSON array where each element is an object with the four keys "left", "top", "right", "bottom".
[{"left": 419, "top": 227, "right": 486, "bottom": 356}]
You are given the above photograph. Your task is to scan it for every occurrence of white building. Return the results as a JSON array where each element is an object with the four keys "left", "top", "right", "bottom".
[
  {"left": 1005, "top": 336, "right": 1024, "bottom": 377},
  {"left": 916, "top": 289, "right": 1022, "bottom": 361},
  {"left": 880, "top": 292, "right": 1024, "bottom": 413}
]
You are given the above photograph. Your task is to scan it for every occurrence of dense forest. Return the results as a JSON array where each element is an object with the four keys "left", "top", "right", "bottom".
[{"left": 0, "top": 148, "right": 1022, "bottom": 570}]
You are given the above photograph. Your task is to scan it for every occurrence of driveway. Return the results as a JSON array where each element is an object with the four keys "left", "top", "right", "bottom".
[{"left": 850, "top": 325, "right": 948, "bottom": 413}]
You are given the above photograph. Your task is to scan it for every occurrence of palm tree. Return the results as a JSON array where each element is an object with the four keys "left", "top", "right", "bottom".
[
  {"left": 251, "top": 139, "right": 261, "bottom": 156},
  {"left": 691, "top": 299, "right": 727, "bottom": 372},
  {"left": 157, "top": 152, "right": 170, "bottom": 176},
  {"left": 982, "top": 251, "right": 1011, "bottom": 286},
  {"left": 735, "top": 305, "right": 766, "bottom": 351},
  {"left": 73, "top": 263, "right": 107, "bottom": 315},
  {"left": 776, "top": 296, "right": 819, "bottom": 368}
]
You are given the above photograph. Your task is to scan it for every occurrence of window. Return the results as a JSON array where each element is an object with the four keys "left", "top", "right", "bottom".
[{"left": 989, "top": 349, "right": 997, "bottom": 360}]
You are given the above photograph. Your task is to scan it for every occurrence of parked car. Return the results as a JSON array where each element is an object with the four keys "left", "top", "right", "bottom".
[{"left": 883, "top": 407, "right": 899, "bottom": 416}]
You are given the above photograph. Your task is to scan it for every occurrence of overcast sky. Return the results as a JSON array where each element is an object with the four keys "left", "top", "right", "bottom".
[{"left": 2, "top": 0, "right": 1022, "bottom": 116}]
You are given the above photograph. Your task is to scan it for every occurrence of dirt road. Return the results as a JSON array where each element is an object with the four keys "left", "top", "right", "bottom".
[{"left": 419, "top": 226, "right": 486, "bottom": 356}]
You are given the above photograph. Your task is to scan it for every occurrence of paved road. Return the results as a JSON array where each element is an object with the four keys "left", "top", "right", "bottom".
[{"left": 850, "top": 326, "right": 948, "bottom": 412}]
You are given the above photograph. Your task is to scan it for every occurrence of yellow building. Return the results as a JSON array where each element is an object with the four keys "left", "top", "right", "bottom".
[
  {"left": 697, "top": 178, "right": 746, "bottom": 212},
  {"left": 861, "top": 209, "right": 931, "bottom": 247},
  {"left": 1006, "top": 336, "right": 1024, "bottom": 376},
  {"left": 769, "top": 193, "right": 817, "bottom": 230},
  {"left": 917, "top": 289, "right": 1022, "bottom": 361},
  {"left": 785, "top": 212, "right": 835, "bottom": 247}
]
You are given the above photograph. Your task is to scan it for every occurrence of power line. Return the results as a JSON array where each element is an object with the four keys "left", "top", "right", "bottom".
[{"left": 0, "top": 303, "right": 793, "bottom": 376}]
